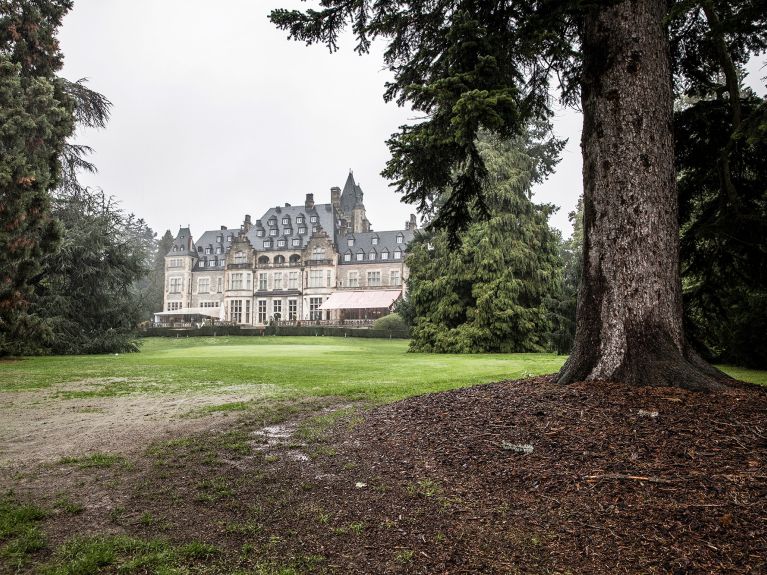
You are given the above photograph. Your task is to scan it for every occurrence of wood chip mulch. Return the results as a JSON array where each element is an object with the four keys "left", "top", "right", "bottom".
[{"left": 300, "top": 376, "right": 767, "bottom": 574}]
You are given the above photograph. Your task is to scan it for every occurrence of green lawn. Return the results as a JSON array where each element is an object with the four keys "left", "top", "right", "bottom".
[{"left": 1, "top": 337, "right": 763, "bottom": 402}]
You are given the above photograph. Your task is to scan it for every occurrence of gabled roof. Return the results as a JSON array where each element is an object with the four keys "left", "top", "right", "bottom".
[{"left": 192, "top": 226, "right": 237, "bottom": 270}]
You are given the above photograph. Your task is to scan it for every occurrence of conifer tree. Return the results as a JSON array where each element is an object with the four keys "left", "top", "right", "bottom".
[
  {"left": 0, "top": 0, "right": 75, "bottom": 356},
  {"left": 271, "top": 0, "right": 766, "bottom": 389},
  {"left": 405, "top": 127, "right": 564, "bottom": 353}
]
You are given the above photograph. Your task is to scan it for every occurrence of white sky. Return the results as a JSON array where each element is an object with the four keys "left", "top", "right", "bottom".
[{"left": 59, "top": 1, "right": 764, "bottom": 240}]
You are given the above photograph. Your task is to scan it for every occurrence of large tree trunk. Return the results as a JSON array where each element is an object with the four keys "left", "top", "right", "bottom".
[{"left": 557, "top": 0, "right": 725, "bottom": 390}]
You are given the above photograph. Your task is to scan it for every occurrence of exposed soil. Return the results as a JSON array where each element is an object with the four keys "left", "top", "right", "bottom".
[{"left": 2, "top": 377, "right": 766, "bottom": 574}]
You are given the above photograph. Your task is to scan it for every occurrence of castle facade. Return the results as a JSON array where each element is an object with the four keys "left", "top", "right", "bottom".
[{"left": 160, "top": 172, "right": 416, "bottom": 326}]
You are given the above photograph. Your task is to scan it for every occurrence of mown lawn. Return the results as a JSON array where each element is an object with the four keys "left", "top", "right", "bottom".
[{"left": 0, "top": 336, "right": 764, "bottom": 401}]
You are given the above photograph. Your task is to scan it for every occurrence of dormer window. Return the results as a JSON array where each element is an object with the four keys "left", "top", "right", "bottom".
[
  {"left": 216, "top": 247, "right": 222, "bottom": 254},
  {"left": 381, "top": 250, "right": 389, "bottom": 260},
  {"left": 371, "top": 237, "right": 379, "bottom": 245},
  {"left": 268, "top": 218, "right": 276, "bottom": 226},
  {"left": 296, "top": 216, "right": 304, "bottom": 224},
  {"left": 197, "top": 246, "right": 203, "bottom": 253},
  {"left": 310, "top": 215, "right": 318, "bottom": 223},
  {"left": 356, "top": 252, "right": 364, "bottom": 261},
  {"left": 396, "top": 234, "right": 404, "bottom": 244},
  {"left": 209, "top": 259, "right": 216, "bottom": 267},
  {"left": 282, "top": 217, "right": 290, "bottom": 225},
  {"left": 347, "top": 238, "right": 354, "bottom": 247},
  {"left": 369, "top": 252, "right": 376, "bottom": 260},
  {"left": 277, "top": 239, "right": 286, "bottom": 247},
  {"left": 205, "top": 247, "right": 212, "bottom": 254},
  {"left": 263, "top": 240, "right": 272, "bottom": 248},
  {"left": 394, "top": 249, "right": 402, "bottom": 259},
  {"left": 227, "top": 235, "right": 233, "bottom": 242},
  {"left": 344, "top": 253, "right": 351, "bottom": 262},
  {"left": 270, "top": 228, "right": 278, "bottom": 236},
  {"left": 298, "top": 226, "right": 307, "bottom": 234},
  {"left": 284, "top": 228, "right": 293, "bottom": 235},
  {"left": 256, "top": 229, "right": 264, "bottom": 237},
  {"left": 292, "top": 238, "right": 300, "bottom": 247}
]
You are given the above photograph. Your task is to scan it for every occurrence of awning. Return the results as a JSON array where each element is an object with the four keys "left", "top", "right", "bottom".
[
  {"left": 153, "top": 308, "right": 221, "bottom": 318},
  {"left": 319, "top": 290, "right": 402, "bottom": 310}
]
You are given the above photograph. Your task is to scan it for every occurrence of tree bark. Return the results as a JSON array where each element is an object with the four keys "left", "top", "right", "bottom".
[{"left": 557, "top": 0, "right": 725, "bottom": 390}]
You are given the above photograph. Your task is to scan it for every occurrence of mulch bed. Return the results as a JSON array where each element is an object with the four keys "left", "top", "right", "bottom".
[
  {"left": 7, "top": 376, "right": 767, "bottom": 574},
  {"left": 306, "top": 376, "right": 767, "bottom": 574}
]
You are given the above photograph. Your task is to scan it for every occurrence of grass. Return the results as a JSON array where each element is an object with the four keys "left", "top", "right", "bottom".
[
  {"left": 58, "top": 453, "right": 127, "bottom": 469},
  {"left": 0, "top": 337, "right": 567, "bottom": 401}
]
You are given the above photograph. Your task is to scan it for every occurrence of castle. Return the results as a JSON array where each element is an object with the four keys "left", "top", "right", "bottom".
[{"left": 158, "top": 171, "right": 416, "bottom": 327}]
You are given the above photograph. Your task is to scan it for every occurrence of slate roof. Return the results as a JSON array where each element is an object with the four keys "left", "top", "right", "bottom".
[
  {"left": 168, "top": 227, "right": 197, "bottom": 257},
  {"left": 245, "top": 203, "right": 339, "bottom": 251},
  {"left": 338, "top": 229, "right": 415, "bottom": 265},
  {"left": 193, "top": 227, "right": 237, "bottom": 270},
  {"left": 340, "top": 171, "right": 364, "bottom": 215}
]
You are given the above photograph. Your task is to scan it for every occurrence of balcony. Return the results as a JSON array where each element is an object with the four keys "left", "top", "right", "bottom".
[
  {"left": 227, "top": 262, "right": 251, "bottom": 269},
  {"left": 304, "top": 259, "right": 334, "bottom": 267}
]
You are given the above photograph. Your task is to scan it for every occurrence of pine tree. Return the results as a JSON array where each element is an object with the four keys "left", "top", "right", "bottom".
[
  {"left": 0, "top": 0, "right": 75, "bottom": 356},
  {"left": 271, "top": 0, "right": 767, "bottom": 389}
]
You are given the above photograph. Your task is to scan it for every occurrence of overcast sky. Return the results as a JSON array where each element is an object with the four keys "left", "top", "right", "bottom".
[{"left": 58, "top": 1, "right": 764, "bottom": 241}]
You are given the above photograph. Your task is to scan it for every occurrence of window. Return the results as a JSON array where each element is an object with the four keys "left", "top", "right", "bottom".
[
  {"left": 231, "top": 273, "right": 243, "bottom": 290},
  {"left": 169, "top": 277, "right": 182, "bottom": 293},
  {"left": 298, "top": 227, "right": 307, "bottom": 235},
  {"left": 343, "top": 253, "right": 351, "bottom": 262},
  {"left": 356, "top": 252, "right": 364, "bottom": 261},
  {"left": 282, "top": 217, "right": 290, "bottom": 225},
  {"left": 268, "top": 219, "right": 276, "bottom": 226},
  {"left": 168, "top": 258, "right": 182, "bottom": 268},
  {"left": 200, "top": 301, "right": 220, "bottom": 308},
  {"left": 274, "top": 255, "right": 285, "bottom": 264},
  {"left": 227, "top": 235, "right": 233, "bottom": 242},
  {"left": 216, "top": 247, "right": 222, "bottom": 254},
  {"left": 205, "top": 247, "right": 212, "bottom": 255},
  {"left": 309, "top": 269, "right": 323, "bottom": 288},
  {"left": 257, "top": 300, "right": 267, "bottom": 324},
  {"left": 234, "top": 251, "right": 246, "bottom": 264},
  {"left": 309, "top": 297, "right": 323, "bottom": 320},
  {"left": 347, "top": 238, "right": 354, "bottom": 246},
  {"left": 381, "top": 250, "right": 389, "bottom": 260},
  {"left": 272, "top": 299, "right": 282, "bottom": 320},
  {"left": 288, "top": 299, "right": 297, "bottom": 320},
  {"left": 230, "top": 300, "right": 242, "bottom": 323},
  {"left": 310, "top": 215, "right": 318, "bottom": 223},
  {"left": 372, "top": 237, "right": 378, "bottom": 245},
  {"left": 245, "top": 300, "right": 251, "bottom": 324},
  {"left": 277, "top": 239, "right": 286, "bottom": 247},
  {"left": 312, "top": 226, "right": 318, "bottom": 233},
  {"left": 197, "top": 247, "right": 203, "bottom": 253},
  {"left": 312, "top": 247, "right": 325, "bottom": 261},
  {"left": 292, "top": 238, "right": 301, "bottom": 247},
  {"left": 274, "top": 272, "right": 282, "bottom": 290},
  {"left": 390, "top": 270, "right": 401, "bottom": 286},
  {"left": 396, "top": 234, "right": 404, "bottom": 244},
  {"left": 263, "top": 240, "right": 272, "bottom": 248},
  {"left": 284, "top": 228, "right": 292, "bottom": 235},
  {"left": 259, "top": 272, "right": 267, "bottom": 291},
  {"left": 167, "top": 301, "right": 182, "bottom": 311},
  {"left": 257, "top": 229, "right": 264, "bottom": 237},
  {"left": 209, "top": 259, "right": 217, "bottom": 267},
  {"left": 326, "top": 269, "right": 332, "bottom": 287},
  {"left": 198, "top": 278, "right": 210, "bottom": 293},
  {"left": 216, "top": 278, "right": 223, "bottom": 293},
  {"left": 217, "top": 235, "right": 223, "bottom": 243},
  {"left": 369, "top": 252, "right": 376, "bottom": 260},
  {"left": 367, "top": 271, "right": 381, "bottom": 286},
  {"left": 348, "top": 271, "right": 359, "bottom": 288},
  {"left": 288, "top": 271, "right": 298, "bottom": 289},
  {"left": 270, "top": 228, "right": 278, "bottom": 236},
  {"left": 296, "top": 216, "right": 304, "bottom": 224},
  {"left": 394, "top": 249, "right": 402, "bottom": 260}
]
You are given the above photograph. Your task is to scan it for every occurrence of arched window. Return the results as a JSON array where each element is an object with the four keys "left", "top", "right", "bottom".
[
  {"left": 274, "top": 255, "right": 286, "bottom": 264},
  {"left": 258, "top": 255, "right": 269, "bottom": 265},
  {"left": 289, "top": 254, "right": 301, "bottom": 264}
]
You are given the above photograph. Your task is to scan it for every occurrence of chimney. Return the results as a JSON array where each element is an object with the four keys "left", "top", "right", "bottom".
[
  {"left": 305, "top": 193, "right": 315, "bottom": 209},
  {"left": 330, "top": 186, "right": 341, "bottom": 209},
  {"left": 243, "top": 214, "right": 252, "bottom": 233},
  {"left": 284, "top": 203, "right": 291, "bottom": 207},
  {"left": 406, "top": 213, "right": 417, "bottom": 231},
  {"left": 220, "top": 225, "right": 227, "bottom": 231}
]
